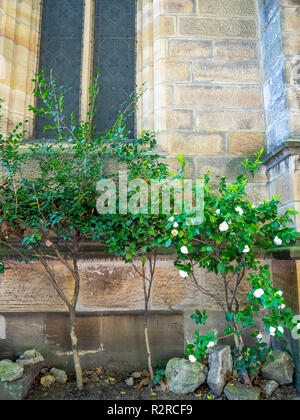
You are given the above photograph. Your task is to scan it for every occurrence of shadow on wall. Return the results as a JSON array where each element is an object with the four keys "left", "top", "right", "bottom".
[{"left": 0, "top": 311, "right": 184, "bottom": 373}]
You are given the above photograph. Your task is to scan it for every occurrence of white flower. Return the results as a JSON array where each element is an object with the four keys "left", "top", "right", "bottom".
[
  {"left": 278, "top": 326, "right": 284, "bottom": 335},
  {"left": 269, "top": 327, "right": 276, "bottom": 336},
  {"left": 274, "top": 236, "right": 282, "bottom": 246},
  {"left": 172, "top": 229, "right": 178, "bottom": 237},
  {"left": 173, "top": 222, "right": 179, "bottom": 228},
  {"left": 279, "top": 304, "right": 286, "bottom": 310},
  {"left": 179, "top": 270, "right": 188, "bottom": 279},
  {"left": 235, "top": 206, "right": 244, "bottom": 216},
  {"left": 297, "top": 323, "right": 300, "bottom": 331},
  {"left": 168, "top": 216, "right": 174, "bottom": 223},
  {"left": 276, "top": 290, "right": 283, "bottom": 297},
  {"left": 180, "top": 246, "right": 188, "bottom": 255},
  {"left": 256, "top": 333, "right": 263, "bottom": 341},
  {"left": 207, "top": 342, "right": 216, "bottom": 349},
  {"left": 216, "top": 209, "right": 220, "bottom": 215},
  {"left": 243, "top": 245, "right": 250, "bottom": 253},
  {"left": 253, "top": 289, "right": 264, "bottom": 299},
  {"left": 219, "top": 221, "right": 229, "bottom": 232},
  {"left": 189, "top": 355, "right": 197, "bottom": 363}
]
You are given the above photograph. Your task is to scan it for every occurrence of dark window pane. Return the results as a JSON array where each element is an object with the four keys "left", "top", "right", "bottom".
[
  {"left": 35, "top": 0, "right": 84, "bottom": 139},
  {"left": 93, "top": 0, "right": 136, "bottom": 137}
]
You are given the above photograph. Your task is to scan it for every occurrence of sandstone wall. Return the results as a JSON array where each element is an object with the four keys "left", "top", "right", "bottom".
[{"left": 0, "top": 0, "right": 42, "bottom": 136}]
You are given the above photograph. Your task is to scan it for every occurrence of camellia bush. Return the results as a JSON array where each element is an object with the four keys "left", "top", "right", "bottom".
[{"left": 166, "top": 151, "right": 299, "bottom": 383}]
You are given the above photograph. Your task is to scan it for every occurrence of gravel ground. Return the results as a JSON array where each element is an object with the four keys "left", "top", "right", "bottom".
[{"left": 26, "top": 371, "right": 300, "bottom": 401}]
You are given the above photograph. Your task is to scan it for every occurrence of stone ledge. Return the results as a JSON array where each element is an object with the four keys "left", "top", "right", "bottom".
[{"left": 265, "top": 138, "right": 300, "bottom": 170}]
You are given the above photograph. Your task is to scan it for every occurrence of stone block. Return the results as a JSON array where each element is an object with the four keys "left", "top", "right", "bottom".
[
  {"left": 165, "top": 358, "right": 207, "bottom": 395},
  {"left": 261, "top": 350, "right": 295, "bottom": 385},
  {"left": 178, "top": 17, "right": 257, "bottom": 39},
  {"left": 281, "top": 7, "right": 300, "bottom": 32},
  {"left": 197, "top": 0, "right": 257, "bottom": 16},
  {"left": 177, "top": 85, "right": 262, "bottom": 109},
  {"left": 0, "top": 362, "right": 44, "bottom": 400},
  {"left": 154, "top": 16, "right": 176, "bottom": 37},
  {"left": 169, "top": 39, "right": 213, "bottom": 59},
  {"left": 157, "top": 61, "right": 191, "bottom": 83},
  {"left": 192, "top": 60, "right": 260, "bottom": 84},
  {"left": 229, "top": 133, "right": 265, "bottom": 154},
  {"left": 214, "top": 40, "right": 257, "bottom": 60},
  {"left": 224, "top": 382, "right": 260, "bottom": 400},
  {"left": 162, "top": 109, "right": 193, "bottom": 130},
  {"left": 196, "top": 110, "right": 264, "bottom": 132},
  {"left": 167, "top": 132, "right": 225, "bottom": 155},
  {"left": 161, "top": 0, "right": 196, "bottom": 14}
]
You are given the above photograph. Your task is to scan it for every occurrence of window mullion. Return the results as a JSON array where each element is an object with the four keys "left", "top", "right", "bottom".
[{"left": 80, "top": 0, "right": 95, "bottom": 122}]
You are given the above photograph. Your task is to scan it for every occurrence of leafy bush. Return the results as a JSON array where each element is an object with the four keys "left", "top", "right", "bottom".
[
  {"left": 167, "top": 151, "right": 298, "bottom": 382},
  {"left": 0, "top": 73, "right": 162, "bottom": 388}
]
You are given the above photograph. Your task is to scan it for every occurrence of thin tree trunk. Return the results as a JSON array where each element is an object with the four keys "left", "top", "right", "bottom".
[
  {"left": 70, "top": 306, "right": 83, "bottom": 389},
  {"left": 143, "top": 301, "right": 154, "bottom": 382}
]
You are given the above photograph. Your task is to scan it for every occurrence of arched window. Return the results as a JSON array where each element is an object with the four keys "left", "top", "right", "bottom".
[{"left": 36, "top": 0, "right": 136, "bottom": 139}]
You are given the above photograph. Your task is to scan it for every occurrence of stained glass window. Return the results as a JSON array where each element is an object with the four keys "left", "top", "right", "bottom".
[
  {"left": 93, "top": 0, "right": 136, "bottom": 137},
  {"left": 35, "top": 0, "right": 84, "bottom": 139}
]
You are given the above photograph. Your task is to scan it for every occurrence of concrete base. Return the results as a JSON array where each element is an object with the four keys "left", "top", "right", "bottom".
[
  {"left": 0, "top": 362, "right": 44, "bottom": 400},
  {"left": 0, "top": 311, "right": 184, "bottom": 373}
]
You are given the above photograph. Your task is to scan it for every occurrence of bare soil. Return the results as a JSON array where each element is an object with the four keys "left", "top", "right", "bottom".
[{"left": 26, "top": 371, "right": 300, "bottom": 401}]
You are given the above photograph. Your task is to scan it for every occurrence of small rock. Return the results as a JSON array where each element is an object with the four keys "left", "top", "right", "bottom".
[
  {"left": 0, "top": 361, "right": 44, "bottom": 400},
  {"left": 261, "top": 350, "right": 294, "bottom": 385},
  {"left": 40, "top": 368, "right": 49, "bottom": 375},
  {"left": 50, "top": 368, "right": 67, "bottom": 384},
  {"left": 40, "top": 374, "right": 56, "bottom": 388},
  {"left": 132, "top": 372, "right": 142, "bottom": 379},
  {"left": 207, "top": 345, "right": 233, "bottom": 396},
  {"left": 16, "top": 350, "right": 44, "bottom": 368},
  {"left": 0, "top": 360, "right": 24, "bottom": 382},
  {"left": 224, "top": 382, "right": 260, "bottom": 400},
  {"left": 165, "top": 358, "right": 207, "bottom": 395},
  {"left": 125, "top": 377, "right": 134, "bottom": 386},
  {"left": 264, "top": 380, "right": 279, "bottom": 398}
]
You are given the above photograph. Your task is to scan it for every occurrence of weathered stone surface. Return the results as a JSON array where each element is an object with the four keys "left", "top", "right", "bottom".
[
  {"left": 169, "top": 39, "right": 212, "bottom": 59},
  {"left": 165, "top": 358, "right": 207, "bottom": 395},
  {"left": 229, "top": 133, "right": 265, "bottom": 155},
  {"left": 207, "top": 345, "right": 233, "bottom": 395},
  {"left": 264, "top": 380, "right": 279, "bottom": 398},
  {"left": 261, "top": 350, "right": 294, "bottom": 385},
  {"left": 224, "top": 382, "right": 260, "bottom": 400},
  {"left": 0, "top": 360, "right": 23, "bottom": 382},
  {"left": 0, "top": 362, "right": 44, "bottom": 400},
  {"left": 196, "top": 110, "right": 265, "bottom": 132},
  {"left": 50, "top": 368, "right": 67, "bottom": 384},
  {"left": 177, "top": 85, "right": 262, "bottom": 109},
  {"left": 193, "top": 61, "right": 260, "bottom": 84},
  {"left": 198, "top": 0, "right": 257, "bottom": 16},
  {"left": 178, "top": 17, "right": 257, "bottom": 39},
  {"left": 16, "top": 349, "right": 44, "bottom": 367},
  {"left": 215, "top": 40, "right": 257, "bottom": 60}
]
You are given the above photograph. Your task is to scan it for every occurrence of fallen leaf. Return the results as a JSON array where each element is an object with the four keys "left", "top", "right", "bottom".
[
  {"left": 96, "top": 365, "right": 103, "bottom": 375},
  {"left": 135, "top": 377, "right": 151, "bottom": 389}
]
